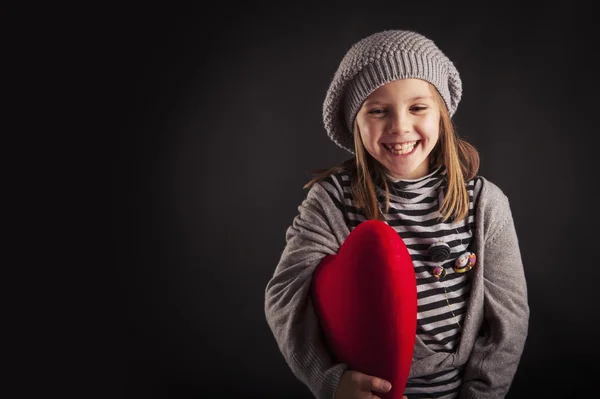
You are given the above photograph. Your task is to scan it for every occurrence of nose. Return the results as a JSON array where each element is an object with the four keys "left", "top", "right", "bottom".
[{"left": 389, "top": 110, "right": 412, "bottom": 135}]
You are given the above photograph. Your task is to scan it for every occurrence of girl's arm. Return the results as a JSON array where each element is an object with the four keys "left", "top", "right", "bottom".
[
  {"left": 264, "top": 182, "right": 349, "bottom": 399},
  {"left": 460, "top": 187, "right": 530, "bottom": 398}
]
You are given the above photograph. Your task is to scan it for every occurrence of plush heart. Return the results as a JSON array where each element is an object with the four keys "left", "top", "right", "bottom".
[{"left": 311, "top": 220, "right": 417, "bottom": 398}]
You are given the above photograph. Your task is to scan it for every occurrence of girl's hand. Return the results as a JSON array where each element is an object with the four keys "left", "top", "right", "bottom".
[{"left": 334, "top": 370, "right": 392, "bottom": 399}]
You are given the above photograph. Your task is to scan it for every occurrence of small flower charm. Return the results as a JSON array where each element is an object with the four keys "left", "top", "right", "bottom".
[
  {"left": 429, "top": 241, "right": 451, "bottom": 262},
  {"left": 432, "top": 265, "right": 447, "bottom": 280},
  {"left": 453, "top": 251, "right": 476, "bottom": 273}
]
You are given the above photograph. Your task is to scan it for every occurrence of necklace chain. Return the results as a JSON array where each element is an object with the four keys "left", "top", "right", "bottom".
[
  {"left": 443, "top": 286, "right": 462, "bottom": 330},
  {"left": 379, "top": 203, "right": 462, "bottom": 330}
]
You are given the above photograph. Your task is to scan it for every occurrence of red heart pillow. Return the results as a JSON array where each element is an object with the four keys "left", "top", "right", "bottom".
[{"left": 312, "top": 220, "right": 417, "bottom": 398}]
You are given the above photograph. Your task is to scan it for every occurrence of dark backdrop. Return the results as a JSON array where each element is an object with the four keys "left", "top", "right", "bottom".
[{"left": 113, "top": 2, "right": 599, "bottom": 398}]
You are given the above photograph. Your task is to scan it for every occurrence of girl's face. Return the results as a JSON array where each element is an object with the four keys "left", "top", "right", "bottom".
[{"left": 355, "top": 79, "right": 441, "bottom": 180}]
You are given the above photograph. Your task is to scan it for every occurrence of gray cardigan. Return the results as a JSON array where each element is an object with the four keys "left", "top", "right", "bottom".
[{"left": 264, "top": 176, "right": 529, "bottom": 399}]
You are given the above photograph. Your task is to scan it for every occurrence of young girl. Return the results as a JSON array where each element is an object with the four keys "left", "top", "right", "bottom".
[{"left": 264, "top": 29, "right": 529, "bottom": 399}]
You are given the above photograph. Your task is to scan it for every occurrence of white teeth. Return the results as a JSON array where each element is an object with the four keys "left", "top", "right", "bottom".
[{"left": 385, "top": 141, "right": 417, "bottom": 155}]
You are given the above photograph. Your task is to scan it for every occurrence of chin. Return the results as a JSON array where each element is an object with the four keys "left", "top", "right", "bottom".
[{"left": 386, "top": 163, "right": 427, "bottom": 180}]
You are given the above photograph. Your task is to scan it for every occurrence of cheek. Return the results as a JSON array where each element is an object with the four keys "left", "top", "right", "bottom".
[
  {"left": 362, "top": 119, "right": 385, "bottom": 136},
  {"left": 358, "top": 121, "right": 379, "bottom": 146},
  {"left": 359, "top": 130, "right": 376, "bottom": 154},
  {"left": 421, "top": 117, "right": 440, "bottom": 141}
]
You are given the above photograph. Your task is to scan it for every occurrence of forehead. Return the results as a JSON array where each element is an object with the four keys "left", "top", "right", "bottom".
[{"left": 366, "top": 78, "right": 435, "bottom": 101}]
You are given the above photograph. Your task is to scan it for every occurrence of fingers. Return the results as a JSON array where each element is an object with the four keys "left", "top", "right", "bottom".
[
  {"left": 371, "top": 377, "right": 391, "bottom": 393},
  {"left": 353, "top": 372, "right": 391, "bottom": 393}
]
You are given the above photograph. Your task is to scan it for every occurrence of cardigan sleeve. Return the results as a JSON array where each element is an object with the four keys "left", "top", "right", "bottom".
[
  {"left": 264, "top": 182, "right": 349, "bottom": 399},
  {"left": 460, "top": 184, "right": 530, "bottom": 399}
]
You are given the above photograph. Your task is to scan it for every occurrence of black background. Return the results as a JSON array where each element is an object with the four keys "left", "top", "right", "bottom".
[{"left": 113, "top": 2, "right": 599, "bottom": 398}]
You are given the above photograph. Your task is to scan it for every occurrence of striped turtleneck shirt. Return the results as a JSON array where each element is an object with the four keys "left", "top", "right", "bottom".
[
  {"left": 319, "top": 166, "right": 480, "bottom": 398},
  {"left": 265, "top": 164, "right": 529, "bottom": 399}
]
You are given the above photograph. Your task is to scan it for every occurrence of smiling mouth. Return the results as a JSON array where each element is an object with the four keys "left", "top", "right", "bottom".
[{"left": 383, "top": 140, "right": 419, "bottom": 155}]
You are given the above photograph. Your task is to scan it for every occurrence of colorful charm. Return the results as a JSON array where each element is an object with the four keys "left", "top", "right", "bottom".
[
  {"left": 432, "top": 265, "right": 447, "bottom": 280},
  {"left": 428, "top": 241, "right": 451, "bottom": 262},
  {"left": 453, "top": 251, "right": 476, "bottom": 273}
]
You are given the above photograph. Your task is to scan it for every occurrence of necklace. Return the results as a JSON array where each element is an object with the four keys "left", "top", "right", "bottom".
[
  {"left": 379, "top": 203, "right": 466, "bottom": 330},
  {"left": 443, "top": 285, "right": 462, "bottom": 330}
]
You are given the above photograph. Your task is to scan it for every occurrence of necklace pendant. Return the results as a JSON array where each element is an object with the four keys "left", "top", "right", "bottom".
[
  {"left": 428, "top": 241, "right": 450, "bottom": 262},
  {"left": 432, "top": 265, "right": 447, "bottom": 280},
  {"left": 453, "top": 251, "right": 476, "bottom": 273}
]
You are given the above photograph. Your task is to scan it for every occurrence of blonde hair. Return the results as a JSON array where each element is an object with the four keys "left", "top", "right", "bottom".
[{"left": 304, "top": 84, "right": 479, "bottom": 222}]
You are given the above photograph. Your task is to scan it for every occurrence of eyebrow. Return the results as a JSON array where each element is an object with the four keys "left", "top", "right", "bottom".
[{"left": 365, "top": 95, "right": 433, "bottom": 105}]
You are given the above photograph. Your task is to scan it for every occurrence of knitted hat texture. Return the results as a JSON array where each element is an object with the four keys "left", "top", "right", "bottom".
[{"left": 322, "top": 30, "right": 462, "bottom": 153}]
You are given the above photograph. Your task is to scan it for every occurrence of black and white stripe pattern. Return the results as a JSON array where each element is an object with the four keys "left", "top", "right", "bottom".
[{"left": 320, "top": 167, "right": 480, "bottom": 398}]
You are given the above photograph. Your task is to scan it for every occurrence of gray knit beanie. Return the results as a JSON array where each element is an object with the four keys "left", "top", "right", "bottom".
[{"left": 322, "top": 30, "right": 462, "bottom": 153}]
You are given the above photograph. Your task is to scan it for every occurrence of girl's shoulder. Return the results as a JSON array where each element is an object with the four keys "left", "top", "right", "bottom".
[
  {"left": 310, "top": 164, "right": 355, "bottom": 190},
  {"left": 470, "top": 175, "right": 515, "bottom": 221},
  {"left": 310, "top": 168, "right": 354, "bottom": 203},
  {"left": 471, "top": 175, "right": 509, "bottom": 201}
]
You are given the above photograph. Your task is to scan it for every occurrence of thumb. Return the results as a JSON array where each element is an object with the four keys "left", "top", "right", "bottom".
[{"left": 363, "top": 374, "right": 391, "bottom": 393}]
